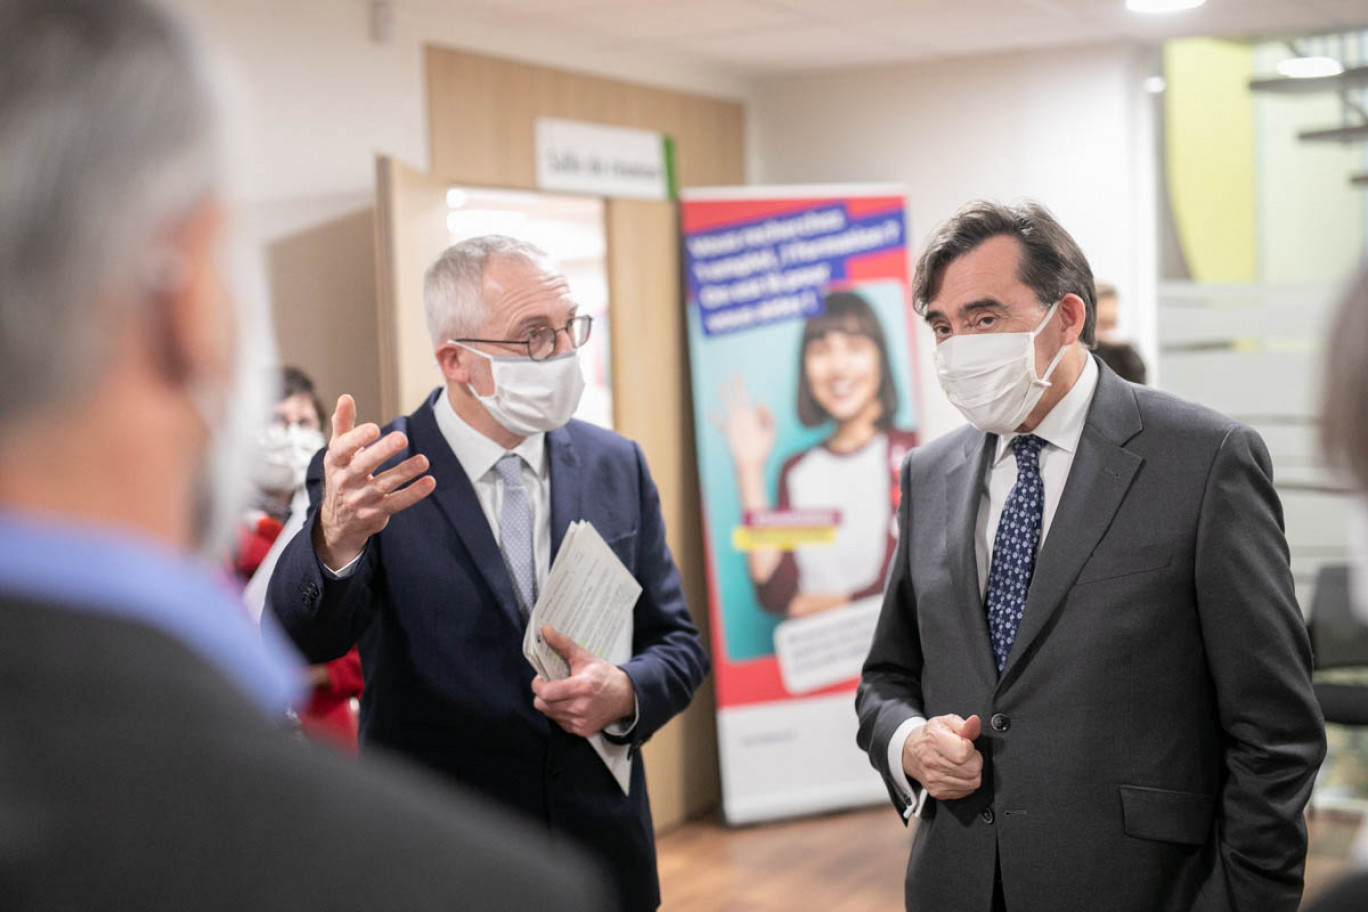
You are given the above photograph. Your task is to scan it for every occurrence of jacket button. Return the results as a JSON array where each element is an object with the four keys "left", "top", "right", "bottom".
[
  {"left": 981, "top": 808, "right": 995, "bottom": 825},
  {"left": 991, "top": 713, "right": 1010, "bottom": 732}
]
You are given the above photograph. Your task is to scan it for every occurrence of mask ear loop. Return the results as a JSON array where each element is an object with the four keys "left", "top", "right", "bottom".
[
  {"left": 449, "top": 340, "right": 496, "bottom": 402},
  {"left": 1030, "top": 301, "right": 1068, "bottom": 386}
]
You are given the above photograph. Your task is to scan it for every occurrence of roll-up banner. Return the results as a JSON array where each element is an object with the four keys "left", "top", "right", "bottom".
[{"left": 681, "top": 186, "right": 921, "bottom": 824}]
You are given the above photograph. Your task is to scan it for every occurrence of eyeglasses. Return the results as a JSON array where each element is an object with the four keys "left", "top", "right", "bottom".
[{"left": 452, "top": 314, "right": 593, "bottom": 362}]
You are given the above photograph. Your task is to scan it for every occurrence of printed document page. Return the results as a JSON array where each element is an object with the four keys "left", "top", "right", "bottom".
[{"left": 523, "top": 521, "right": 641, "bottom": 793}]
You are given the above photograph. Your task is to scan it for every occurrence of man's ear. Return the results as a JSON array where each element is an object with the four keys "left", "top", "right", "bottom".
[
  {"left": 147, "top": 198, "right": 229, "bottom": 391},
  {"left": 1058, "top": 292, "right": 1087, "bottom": 347},
  {"left": 435, "top": 342, "right": 470, "bottom": 385}
]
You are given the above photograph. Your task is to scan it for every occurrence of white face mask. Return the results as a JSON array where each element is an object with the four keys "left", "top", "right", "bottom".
[
  {"left": 934, "top": 302, "right": 1067, "bottom": 436},
  {"left": 252, "top": 423, "right": 325, "bottom": 495},
  {"left": 455, "top": 343, "right": 585, "bottom": 437}
]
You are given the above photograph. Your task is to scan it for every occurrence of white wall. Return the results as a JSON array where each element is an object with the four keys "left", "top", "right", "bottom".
[
  {"left": 748, "top": 43, "right": 1159, "bottom": 441},
  {"left": 165, "top": 0, "right": 752, "bottom": 243}
]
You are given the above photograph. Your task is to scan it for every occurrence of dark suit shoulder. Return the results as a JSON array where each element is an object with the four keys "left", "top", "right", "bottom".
[
  {"left": 0, "top": 597, "right": 609, "bottom": 912},
  {"left": 907, "top": 423, "right": 981, "bottom": 476},
  {"left": 1129, "top": 382, "right": 1246, "bottom": 448},
  {"left": 561, "top": 417, "right": 640, "bottom": 459}
]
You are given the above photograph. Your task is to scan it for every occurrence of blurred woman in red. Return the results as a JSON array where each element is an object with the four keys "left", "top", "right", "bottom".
[{"left": 237, "top": 367, "right": 363, "bottom": 753}]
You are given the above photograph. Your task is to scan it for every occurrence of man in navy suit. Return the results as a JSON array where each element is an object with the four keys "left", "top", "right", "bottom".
[{"left": 269, "top": 235, "right": 708, "bottom": 912}]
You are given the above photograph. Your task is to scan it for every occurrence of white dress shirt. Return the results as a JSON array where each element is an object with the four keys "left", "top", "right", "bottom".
[
  {"left": 433, "top": 391, "right": 551, "bottom": 591},
  {"left": 888, "top": 355, "right": 1100, "bottom": 816}
]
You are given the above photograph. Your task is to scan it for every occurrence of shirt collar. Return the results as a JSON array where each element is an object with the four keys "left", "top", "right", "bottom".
[
  {"left": 433, "top": 388, "right": 546, "bottom": 484},
  {"left": 0, "top": 509, "right": 303, "bottom": 715},
  {"left": 994, "top": 353, "right": 1099, "bottom": 465}
]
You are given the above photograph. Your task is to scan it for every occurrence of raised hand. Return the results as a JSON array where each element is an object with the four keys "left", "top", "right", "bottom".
[
  {"left": 530, "top": 626, "right": 636, "bottom": 738},
  {"left": 312, "top": 394, "right": 436, "bottom": 569},
  {"left": 902, "top": 713, "right": 984, "bottom": 801},
  {"left": 713, "top": 374, "right": 776, "bottom": 473}
]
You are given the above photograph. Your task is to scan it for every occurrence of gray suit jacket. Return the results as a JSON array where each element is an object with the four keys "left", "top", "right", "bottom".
[
  {"left": 857, "top": 358, "right": 1325, "bottom": 912},
  {"left": 0, "top": 594, "right": 612, "bottom": 911}
]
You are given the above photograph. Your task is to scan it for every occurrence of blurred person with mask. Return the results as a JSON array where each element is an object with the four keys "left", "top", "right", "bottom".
[
  {"left": 268, "top": 235, "right": 709, "bottom": 912},
  {"left": 856, "top": 200, "right": 1324, "bottom": 912},
  {"left": 1093, "top": 282, "right": 1147, "bottom": 385},
  {"left": 0, "top": 1, "right": 609, "bottom": 909},
  {"left": 238, "top": 366, "right": 325, "bottom": 603},
  {"left": 239, "top": 366, "right": 363, "bottom": 753}
]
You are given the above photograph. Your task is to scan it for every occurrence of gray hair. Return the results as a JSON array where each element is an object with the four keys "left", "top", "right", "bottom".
[
  {"left": 912, "top": 200, "right": 1099, "bottom": 347},
  {"left": 1322, "top": 265, "right": 1368, "bottom": 488},
  {"left": 423, "top": 235, "right": 553, "bottom": 346},
  {"left": 0, "top": 0, "right": 226, "bottom": 427}
]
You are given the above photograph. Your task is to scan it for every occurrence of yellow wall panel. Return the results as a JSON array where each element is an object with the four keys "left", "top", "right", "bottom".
[{"left": 1165, "top": 39, "right": 1257, "bottom": 284}]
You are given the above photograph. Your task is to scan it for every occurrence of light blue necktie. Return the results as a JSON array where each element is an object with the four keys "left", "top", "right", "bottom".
[
  {"left": 494, "top": 454, "right": 536, "bottom": 616},
  {"left": 984, "top": 434, "right": 1046, "bottom": 674}
]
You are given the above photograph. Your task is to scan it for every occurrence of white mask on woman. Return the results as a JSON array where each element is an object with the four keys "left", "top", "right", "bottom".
[
  {"left": 934, "top": 302, "right": 1067, "bottom": 436},
  {"left": 252, "top": 423, "right": 325, "bottom": 495},
  {"left": 455, "top": 343, "right": 585, "bottom": 437}
]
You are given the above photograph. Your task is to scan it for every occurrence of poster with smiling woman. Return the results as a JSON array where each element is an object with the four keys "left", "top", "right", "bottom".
[{"left": 682, "top": 186, "right": 920, "bottom": 824}]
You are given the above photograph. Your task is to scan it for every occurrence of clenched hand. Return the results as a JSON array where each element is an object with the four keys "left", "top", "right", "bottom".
[
  {"left": 902, "top": 713, "right": 983, "bottom": 801},
  {"left": 531, "top": 626, "right": 636, "bottom": 738}
]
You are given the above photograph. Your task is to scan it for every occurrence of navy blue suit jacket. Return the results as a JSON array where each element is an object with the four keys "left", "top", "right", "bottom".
[{"left": 268, "top": 390, "right": 709, "bottom": 911}]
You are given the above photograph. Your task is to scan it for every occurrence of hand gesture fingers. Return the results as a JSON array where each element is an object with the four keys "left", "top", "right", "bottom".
[
  {"left": 372, "top": 454, "right": 431, "bottom": 496},
  {"left": 325, "top": 395, "right": 381, "bottom": 467},
  {"left": 315, "top": 395, "right": 434, "bottom": 567},
  {"left": 332, "top": 394, "right": 356, "bottom": 438},
  {"left": 340, "top": 431, "right": 411, "bottom": 479},
  {"left": 382, "top": 474, "right": 437, "bottom": 514}
]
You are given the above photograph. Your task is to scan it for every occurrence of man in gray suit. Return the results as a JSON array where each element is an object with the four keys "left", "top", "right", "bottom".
[
  {"left": 0, "top": 1, "right": 608, "bottom": 908},
  {"left": 857, "top": 201, "right": 1325, "bottom": 912}
]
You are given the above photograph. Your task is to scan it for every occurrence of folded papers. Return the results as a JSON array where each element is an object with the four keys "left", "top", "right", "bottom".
[{"left": 523, "top": 521, "right": 641, "bottom": 794}]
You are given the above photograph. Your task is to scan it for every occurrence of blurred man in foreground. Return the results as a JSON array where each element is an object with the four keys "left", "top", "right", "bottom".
[
  {"left": 0, "top": 1, "right": 607, "bottom": 908},
  {"left": 857, "top": 200, "right": 1324, "bottom": 911}
]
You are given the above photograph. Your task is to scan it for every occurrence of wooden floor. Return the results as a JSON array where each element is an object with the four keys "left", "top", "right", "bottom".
[{"left": 656, "top": 805, "right": 1364, "bottom": 911}]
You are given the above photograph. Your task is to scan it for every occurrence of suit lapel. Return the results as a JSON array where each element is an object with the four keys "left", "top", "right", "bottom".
[
  {"left": 408, "top": 392, "right": 524, "bottom": 629},
  {"left": 547, "top": 426, "right": 580, "bottom": 560},
  {"left": 945, "top": 431, "right": 999, "bottom": 686},
  {"left": 997, "top": 363, "right": 1145, "bottom": 687}
]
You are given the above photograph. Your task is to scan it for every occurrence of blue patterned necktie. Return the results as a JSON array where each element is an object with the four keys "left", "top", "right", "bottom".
[
  {"left": 494, "top": 454, "right": 536, "bottom": 616},
  {"left": 985, "top": 434, "right": 1046, "bottom": 674}
]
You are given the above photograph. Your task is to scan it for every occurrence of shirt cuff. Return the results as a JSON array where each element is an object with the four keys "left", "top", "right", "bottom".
[
  {"left": 321, "top": 547, "right": 364, "bottom": 579},
  {"left": 888, "top": 715, "right": 929, "bottom": 820},
  {"left": 602, "top": 693, "right": 639, "bottom": 737}
]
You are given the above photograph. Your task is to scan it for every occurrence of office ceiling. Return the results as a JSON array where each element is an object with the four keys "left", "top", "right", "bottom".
[{"left": 413, "top": 0, "right": 1368, "bottom": 73}]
